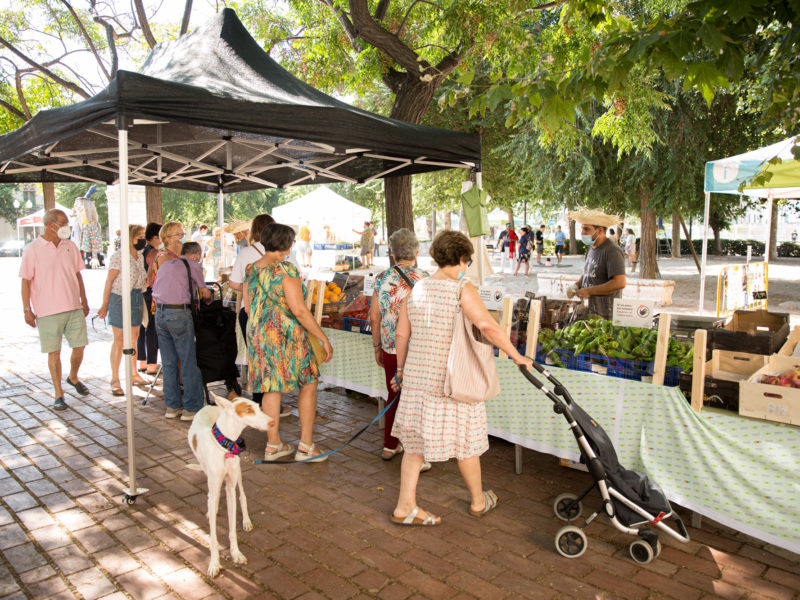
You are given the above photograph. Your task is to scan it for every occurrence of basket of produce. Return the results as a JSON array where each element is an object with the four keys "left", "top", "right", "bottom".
[
  {"left": 536, "top": 318, "right": 694, "bottom": 385},
  {"left": 311, "top": 280, "right": 348, "bottom": 314}
]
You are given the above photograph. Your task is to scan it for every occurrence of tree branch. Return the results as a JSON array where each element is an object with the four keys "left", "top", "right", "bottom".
[
  {"left": 316, "top": 0, "right": 362, "bottom": 53},
  {"left": 14, "top": 71, "right": 31, "bottom": 119},
  {"left": 396, "top": 0, "right": 440, "bottom": 36},
  {"left": 0, "top": 35, "right": 90, "bottom": 99},
  {"left": 533, "top": 1, "right": 565, "bottom": 10},
  {"left": 132, "top": 0, "right": 158, "bottom": 48},
  {"left": 180, "top": 0, "right": 193, "bottom": 36},
  {"left": 0, "top": 97, "right": 26, "bottom": 121},
  {"left": 92, "top": 16, "right": 118, "bottom": 77},
  {"left": 373, "top": 0, "right": 391, "bottom": 21},
  {"left": 59, "top": 0, "right": 111, "bottom": 81},
  {"left": 348, "top": 0, "right": 426, "bottom": 75}
]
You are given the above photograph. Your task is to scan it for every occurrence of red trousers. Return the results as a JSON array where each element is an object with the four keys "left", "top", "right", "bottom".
[{"left": 381, "top": 350, "right": 401, "bottom": 450}]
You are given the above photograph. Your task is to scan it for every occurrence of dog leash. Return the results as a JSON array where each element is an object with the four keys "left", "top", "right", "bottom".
[{"left": 254, "top": 388, "right": 400, "bottom": 465}]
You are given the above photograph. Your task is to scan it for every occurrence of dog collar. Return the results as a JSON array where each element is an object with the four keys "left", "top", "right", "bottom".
[{"left": 211, "top": 423, "right": 246, "bottom": 458}]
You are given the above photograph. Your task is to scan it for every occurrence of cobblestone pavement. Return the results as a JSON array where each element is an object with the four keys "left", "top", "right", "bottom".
[{"left": 2, "top": 258, "right": 800, "bottom": 599}]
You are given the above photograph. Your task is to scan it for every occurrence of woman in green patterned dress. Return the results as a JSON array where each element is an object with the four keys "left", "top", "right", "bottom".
[{"left": 243, "top": 223, "right": 333, "bottom": 462}]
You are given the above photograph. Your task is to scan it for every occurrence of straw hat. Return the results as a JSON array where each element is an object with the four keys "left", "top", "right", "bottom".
[
  {"left": 224, "top": 218, "right": 251, "bottom": 234},
  {"left": 567, "top": 207, "right": 621, "bottom": 229}
]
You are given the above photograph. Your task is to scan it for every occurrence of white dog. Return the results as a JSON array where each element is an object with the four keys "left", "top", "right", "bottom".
[{"left": 187, "top": 393, "right": 273, "bottom": 578}]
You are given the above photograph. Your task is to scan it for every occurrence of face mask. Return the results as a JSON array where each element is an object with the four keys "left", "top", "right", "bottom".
[
  {"left": 237, "top": 237, "right": 247, "bottom": 247},
  {"left": 57, "top": 225, "right": 71, "bottom": 240},
  {"left": 581, "top": 233, "right": 595, "bottom": 246},
  {"left": 134, "top": 239, "right": 146, "bottom": 251},
  {"left": 179, "top": 237, "right": 186, "bottom": 244},
  {"left": 457, "top": 270, "right": 466, "bottom": 280}
]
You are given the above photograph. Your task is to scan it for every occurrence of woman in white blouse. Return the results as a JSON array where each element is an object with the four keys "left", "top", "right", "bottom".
[{"left": 97, "top": 224, "right": 149, "bottom": 395}]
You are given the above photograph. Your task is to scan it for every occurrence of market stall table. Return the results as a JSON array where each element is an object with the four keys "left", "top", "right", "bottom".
[{"left": 318, "top": 327, "right": 800, "bottom": 555}]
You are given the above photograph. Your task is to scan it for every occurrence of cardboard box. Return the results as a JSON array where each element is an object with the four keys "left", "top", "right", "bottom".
[
  {"left": 777, "top": 326, "right": 800, "bottom": 357},
  {"left": 740, "top": 355, "right": 800, "bottom": 425},
  {"left": 710, "top": 309, "right": 790, "bottom": 355},
  {"left": 679, "top": 350, "right": 767, "bottom": 411}
]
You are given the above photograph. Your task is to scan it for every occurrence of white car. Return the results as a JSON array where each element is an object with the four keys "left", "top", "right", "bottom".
[{"left": 0, "top": 239, "right": 25, "bottom": 257}]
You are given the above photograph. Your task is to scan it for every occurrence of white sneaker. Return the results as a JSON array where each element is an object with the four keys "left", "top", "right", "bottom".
[
  {"left": 165, "top": 407, "right": 182, "bottom": 419},
  {"left": 180, "top": 410, "right": 199, "bottom": 421}
]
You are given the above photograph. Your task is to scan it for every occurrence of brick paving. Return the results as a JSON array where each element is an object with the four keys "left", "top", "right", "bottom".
[{"left": 1, "top": 335, "right": 800, "bottom": 599}]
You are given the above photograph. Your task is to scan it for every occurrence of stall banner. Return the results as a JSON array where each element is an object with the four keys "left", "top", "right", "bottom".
[
  {"left": 612, "top": 299, "right": 655, "bottom": 327},
  {"left": 716, "top": 262, "right": 768, "bottom": 317}
]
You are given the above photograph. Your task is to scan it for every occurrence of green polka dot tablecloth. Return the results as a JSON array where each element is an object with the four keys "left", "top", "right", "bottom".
[{"left": 320, "top": 329, "right": 800, "bottom": 554}]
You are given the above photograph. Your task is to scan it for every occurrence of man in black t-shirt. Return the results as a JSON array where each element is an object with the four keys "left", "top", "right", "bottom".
[
  {"left": 535, "top": 224, "right": 545, "bottom": 264},
  {"left": 570, "top": 209, "right": 627, "bottom": 320}
]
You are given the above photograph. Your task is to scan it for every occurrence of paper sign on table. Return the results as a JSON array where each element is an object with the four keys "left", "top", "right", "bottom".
[
  {"left": 363, "top": 273, "right": 377, "bottom": 296},
  {"left": 613, "top": 298, "right": 655, "bottom": 327},
  {"left": 479, "top": 286, "right": 506, "bottom": 310}
]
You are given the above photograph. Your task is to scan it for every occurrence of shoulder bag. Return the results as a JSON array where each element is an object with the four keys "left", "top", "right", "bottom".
[
  {"left": 179, "top": 258, "right": 200, "bottom": 333},
  {"left": 443, "top": 279, "right": 500, "bottom": 404}
]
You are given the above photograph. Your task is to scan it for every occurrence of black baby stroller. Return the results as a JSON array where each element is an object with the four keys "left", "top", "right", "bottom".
[
  {"left": 519, "top": 362, "right": 690, "bottom": 563},
  {"left": 195, "top": 282, "right": 241, "bottom": 403}
]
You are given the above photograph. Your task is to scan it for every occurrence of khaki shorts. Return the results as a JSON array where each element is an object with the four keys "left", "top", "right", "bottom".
[{"left": 36, "top": 309, "right": 88, "bottom": 353}]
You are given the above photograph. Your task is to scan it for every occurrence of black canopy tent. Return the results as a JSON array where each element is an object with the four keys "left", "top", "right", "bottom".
[{"left": 0, "top": 9, "right": 481, "bottom": 503}]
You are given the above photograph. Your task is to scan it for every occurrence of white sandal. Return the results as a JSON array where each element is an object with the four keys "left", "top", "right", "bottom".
[
  {"left": 263, "top": 442, "right": 293, "bottom": 461},
  {"left": 295, "top": 442, "right": 327, "bottom": 463}
]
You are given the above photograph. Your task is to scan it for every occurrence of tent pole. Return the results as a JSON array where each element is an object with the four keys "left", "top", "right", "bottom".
[
  {"left": 476, "top": 171, "right": 484, "bottom": 286},
  {"left": 119, "top": 121, "right": 146, "bottom": 503},
  {"left": 765, "top": 191, "right": 773, "bottom": 265},
  {"left": 217, "top": 188, "right": 224, "bottom": 230},
  {"left": 698, "top": 191, "right": 711, "bottom": 314}
]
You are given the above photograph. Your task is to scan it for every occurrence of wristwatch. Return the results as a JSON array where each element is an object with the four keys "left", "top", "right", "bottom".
[{"left": 24, "top": 308, "right": 32, "bottom": 313}]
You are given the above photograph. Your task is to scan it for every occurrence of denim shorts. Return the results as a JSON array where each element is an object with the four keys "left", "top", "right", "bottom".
[{"left": 108, "top": 289, "right": 144, "bottom": 329}]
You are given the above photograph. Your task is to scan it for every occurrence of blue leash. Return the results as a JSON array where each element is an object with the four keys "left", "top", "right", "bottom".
[{"left": 254, "top": 388, "right": 400, "bottom": 465}]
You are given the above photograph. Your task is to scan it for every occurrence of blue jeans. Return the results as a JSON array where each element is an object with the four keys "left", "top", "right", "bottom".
[{"left": 155, "top": 307, "right": 204, "bottom": 413}]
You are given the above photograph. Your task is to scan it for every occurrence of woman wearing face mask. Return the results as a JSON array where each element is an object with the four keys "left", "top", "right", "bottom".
[
  {"left": 97, "top": 224, "right": 149, "bottom": 395},
  {"left": 389, "top": 230, "right": 533, "bottom": 526},
  {"left": 136, "top": 222, "right": 162, "bottom": 376},
  {"left": 243, "top": 223, "right": 333, "bottom": 462}
]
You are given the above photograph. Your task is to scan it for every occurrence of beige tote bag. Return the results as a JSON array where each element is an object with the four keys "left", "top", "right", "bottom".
[{"left": 443, "top": 280, "right": 500, "bottom": 403}]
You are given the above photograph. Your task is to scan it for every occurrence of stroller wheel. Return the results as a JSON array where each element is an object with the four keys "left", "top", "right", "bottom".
[
  {"left": 553, "top": 493, "right": 583, "bottom": 522},
  {"left": 652, "top": 539, "right": 662, "bottom": 559},
  {"left": 555, "top": 525, "right": 588, "bottom": 558},
  {"left": 629, "top": 539, "right": 655, "bottom": 564}
]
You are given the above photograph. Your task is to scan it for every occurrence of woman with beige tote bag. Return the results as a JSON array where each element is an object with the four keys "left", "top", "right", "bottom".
[{"left": 389, "top": 231, "right": 532, "bottom": 526}]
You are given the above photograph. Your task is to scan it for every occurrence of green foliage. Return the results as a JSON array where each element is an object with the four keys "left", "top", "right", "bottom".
[{"left": 0, "top": 183, "right": 19, "bottom": 225}]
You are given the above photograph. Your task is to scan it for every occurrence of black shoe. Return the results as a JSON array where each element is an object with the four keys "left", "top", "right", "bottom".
[
  {"left": 66, "top": 378, "right": 89, "bottom": 396},
  {"left": 53, "top": 397, "right": 68, "bottom": 411}
]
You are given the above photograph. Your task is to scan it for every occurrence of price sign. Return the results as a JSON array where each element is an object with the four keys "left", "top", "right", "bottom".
[
  {"left": 479, "top": 286, "right": 506, "bottom": 310},
  {"left": 363, "top": 273, "right": 377, "bottom": 296},
  {"left": 612, "top": 299, "right": 655, "bottom": 327}
]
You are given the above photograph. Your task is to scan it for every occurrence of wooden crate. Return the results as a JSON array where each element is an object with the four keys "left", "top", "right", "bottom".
[{"left": 740, "top": 355, "right": 800, "bottom": 425}]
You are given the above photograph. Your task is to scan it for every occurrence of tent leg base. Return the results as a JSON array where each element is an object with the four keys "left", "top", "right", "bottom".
[{"left": 123, "top": 487, "right": 149, "bottom": 505}]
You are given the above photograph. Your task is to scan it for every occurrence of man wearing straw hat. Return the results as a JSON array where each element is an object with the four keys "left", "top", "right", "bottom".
[{"left": 569, "top": 208, "right": 627, "bottom": 320}]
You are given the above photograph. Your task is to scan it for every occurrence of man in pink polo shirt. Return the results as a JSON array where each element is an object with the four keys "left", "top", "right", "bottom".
[{"left": 20, "top": 209, "right": 91, "bottom": 411}]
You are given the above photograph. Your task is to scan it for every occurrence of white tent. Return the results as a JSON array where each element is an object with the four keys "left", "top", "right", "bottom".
[
  {"left": 16, "top": 202, "right": 74, "bottom": 238},
  {"left": 699, "top": 135, "right": 800, "bottom": 311},
  {"left": 272, "top": 187, "right": 371, "bottom": 244}
]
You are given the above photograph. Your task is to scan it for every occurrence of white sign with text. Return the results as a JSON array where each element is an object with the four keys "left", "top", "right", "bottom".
[
  {"left": 363, "top": 273, "right": 377, "bottom": 296},
  {"left": 479, "top": 286, "right": 506, "bottom": 311},
  {"left": 613, "top": 298, "right": 656, "bottom": 327}
]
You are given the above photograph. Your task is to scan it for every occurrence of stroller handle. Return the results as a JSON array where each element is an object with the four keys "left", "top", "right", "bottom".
[{"left": 518, "top": 364, "right": 574, "bottom": 406}]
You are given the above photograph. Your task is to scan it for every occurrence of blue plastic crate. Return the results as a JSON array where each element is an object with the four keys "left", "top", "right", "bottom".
[
  {"left": 343, "top": 317, "right": 371, "bottom": 334},
  {"left": 535, "top": 345, "right": 576, "bottom": 369},
  {"left": 576, "top": 354, "right": 682, "bottom": 386}
]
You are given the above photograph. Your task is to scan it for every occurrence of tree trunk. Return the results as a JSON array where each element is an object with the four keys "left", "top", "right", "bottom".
[
  {"left": 384, "top": 77, "right": 437, "bottom": 236},
  {"left": 671, "top": 212, "right": 681, "bottom": 258},
  {"left": 431, "top": 207, "right": 437, "bottom": 239},
  {"left": 42, "top": 182, "right": 55, "bottom": 211},
  {"left": 768, "top": 200, "right": 779, "bottom": 260},
  {"left": 712, "top": 225, "right": 722, "bottom": 255},
  {"left": 385, "top": 176, "right": 413, "bottom": 234},
  {"left": 443, "top": 211, "right": 451, "bottom": 230},
  {"left": 145, "top": 186, "right": 163, "bottom": 224},
  {"left": 569, "top": 218, "right": 577, "bottom": 255},
  {"left": 639, "top": 185, "right": 658, "bottom": 279}
]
